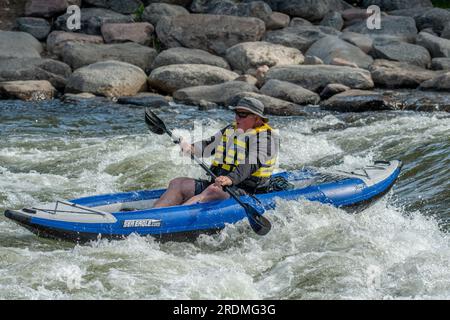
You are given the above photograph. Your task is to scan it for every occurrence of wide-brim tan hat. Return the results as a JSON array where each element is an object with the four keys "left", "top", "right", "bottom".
[{"left": 229, "top": 97, "right": 268, "bottom": 121}]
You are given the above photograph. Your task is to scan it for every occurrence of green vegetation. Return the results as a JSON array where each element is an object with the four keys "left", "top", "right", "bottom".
[
  {"left": 432, "top": 0, "right": 450, "bottom": 8},
  {"left": 133, "top": 3, "right": 146, "bottom": 22}
]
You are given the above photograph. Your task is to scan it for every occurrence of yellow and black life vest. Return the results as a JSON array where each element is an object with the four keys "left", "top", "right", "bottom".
[{"left": 211, "top": 122, "right": 277, "bottom": 179}]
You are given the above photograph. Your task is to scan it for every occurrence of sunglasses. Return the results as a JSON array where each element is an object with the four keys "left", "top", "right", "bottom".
[{"left": 234, "top": 111, "right": 254, "bottom": 119}]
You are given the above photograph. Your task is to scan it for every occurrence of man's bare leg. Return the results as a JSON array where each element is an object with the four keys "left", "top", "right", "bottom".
[
  {"left": 183, "top": 184, "right": 230, "bottom": 205},
  {"left": 153, "top": 177, "right": 196, "bottom": 208}
]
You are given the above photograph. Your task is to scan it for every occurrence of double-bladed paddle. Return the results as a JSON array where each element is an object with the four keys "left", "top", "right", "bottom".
[{"left": 144, "top": 108, "right": 271, "bottom": 236}]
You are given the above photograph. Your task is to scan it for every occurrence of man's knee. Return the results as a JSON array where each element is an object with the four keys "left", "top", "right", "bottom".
[
  {"left": 202, "top": 184, "right": 226, "bottom": 198},
  {"left": 168, "top": 177, "right": 189, "bottom": 189}
]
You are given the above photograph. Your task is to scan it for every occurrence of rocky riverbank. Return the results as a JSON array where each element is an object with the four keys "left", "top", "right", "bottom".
[{"left": 0, "top": 0, "right": 449, "bottom": 114}]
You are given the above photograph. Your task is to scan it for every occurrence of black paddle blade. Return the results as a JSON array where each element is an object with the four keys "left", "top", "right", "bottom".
[
  {"left": 145, "top": 108, "right": 166, "bottom": 135},
  {"left": 242, "top": 202, "right": 271, "bottom": 236}
]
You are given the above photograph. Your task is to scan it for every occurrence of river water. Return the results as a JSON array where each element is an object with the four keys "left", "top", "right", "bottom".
[{"left": 0, "top": 99, "right": 449, "bottom": 299}]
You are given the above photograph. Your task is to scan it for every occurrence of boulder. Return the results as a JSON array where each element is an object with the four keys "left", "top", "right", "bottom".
[
  {"left": 320, "top": 11, "right": 344, "bottom": 31},
  {"left": 419, "top": 72, "right": 450, "bottom": 91},
  {"left": 101, "top": 23, "right": 154, "bottom": 45},
  {"left": 343, "top": 15, "right": 418, "bottom": 43},
  {"left": 190, "top": 0, "right": 272, "bottom": 23},
  {"left": 320, "top": 83, "right": 350, "bottom": 99},
  {"left": 151, "top": 47, "right": 230, "bottom": 70},
  {"left": 442, "top": 23, "right": 450, "bottom": 40},
  {"left": 61, "top": 42, "right": 158, "bottom": 71},
  {"left": 385, "top": 90, "right": 450, "bottom": 112},
  {"left": 148, "top": 64, "right": 239, "bottom": 94},
  {"left": 265, "top": 64, "right": 374, "bottom": 92},
  {"left": 47, "top": 31, "right": 104, "bottom": 56},
  {"left": 416, "top": 32, "right": 450, "bottom": 58},
  {"left": 173, "top": 81, "right": 259, "bottom": 106},
  {"left": 306, "top": 36, "right": 373, "bottom": 69},
  {"left": 0, "top": 31, "right": 43, "bottom": 59},
  {"left": 83, "top": 0, "right": 143, "bottom": 14},
  {"left": 225, "top": 41, "right": 304, "bottom": 72},
  {"left": 413, "top": 8, "right": 450, "bottom": 34},
  {"left": 266, "top": 0, "right": 350, "bottom": 22},
  {"left": 228, "top": 91, "right": 317, "bottom": 116},
  {"left": 289, "top": 17, "right": 313, "bottom": 27},
  {"left": 361, "top": 0, "right": 432, "bottom": 11},
  {"left": 0, "top": 80, "right": 56, "bottom": 101},
  {"left": 341, "top": 8, "right": 371, "bottom": 23},
  {"left": 25, "top": 0, "right": 68, "bottom": 18},
  {"left": 65, "top": 60, "right": 148, "bottom": 97},
  {"left": 331, "top": 58, "right": 358, "bottom": 68},
  {"left": 142, "top": 3, "right": 189, "bottom": 27},
  {"left": 265, "top": 12, "right": 290, "bottom": 30},
  {"left": 369, "top": 59, "right": 441, "bottom": 88},
  {"left": 234, "top": 74, "right": 258, "bottom": 86},
  {"left": 260, "top": 79, "right": 320, "bottom": 105},
  {"left": 340, "top": 32, "right": 373, "bottom": 54},
  {"left": 304, "top": 55, "right": 324, "bottom": 65},
  {"left": 146, "top": 0, "right": 192, "bottom": 6},
  {"left": 371, "top": 42, "right": 431, "bottom": 68},
  {"left": 0, "top": 58, "right": 71, "bottom": 90},
  {"left": 321, "top": 89, "right": 397, "bottom": 112},
  {"left": 156, "top": 14, "right": 266, "bottom": 55},
  {"left": 15, "top": 17, "right": 51, "bottom": 40},
  {"left": 431, "top": 58, "right": 450, "bottom": 71},
  {"left": 117, "top": 93, "right": 170, "bottom": 107},
  {"left": 263, "top": 25, "right": 341, "bottom": 53},
  {"left": 55, "top": 8, "right": 134, "bottom": 35}
]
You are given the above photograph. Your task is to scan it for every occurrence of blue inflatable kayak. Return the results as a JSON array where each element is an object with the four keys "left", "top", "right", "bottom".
[{"left": 5, "top": 160, "right": 402, "bottom": 242}]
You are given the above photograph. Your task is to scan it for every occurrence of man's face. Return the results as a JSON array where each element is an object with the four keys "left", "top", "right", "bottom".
[{"left": 234, "top": 108, "right": 259, "bottom": 132}]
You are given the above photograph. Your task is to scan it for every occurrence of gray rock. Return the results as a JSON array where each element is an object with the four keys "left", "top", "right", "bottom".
[
  {"left": 267, "top": 0, "right": 350, "bottom": 22},
  {"left": 190, "top": 0, "right": 272, "bottom": 22},
  {"left": 151, "top": 47, "right": 230, "bottom": 70},
  {"left": 0, "top": 31, "right": 43, "bottom": 59},
  {"left": 15, "top": 17, "right": 51, "bottom": 40},
  {"left": 442, "top": 23, "right": 450, "bottom": 40},
  {"left": 55, "top": 8, "right": 134, "bottom": 35},
  {"left": 384, "top": 90, "right": 450, "bottom": 112},
  {"left": 228, "top": 91, "right": 317, "bottom": 116},
  {"left": 343, "top": 15, "right": 418, "bottom": 43},
  {"left": 0, "top": 80, "right": 56, "bottom": 101},
  {"left": 148, "top": 64, "right": 239, "bottom": 94},
  {"left": 431, "top": 58, "right": 450, "bottom": 71},
  {"left": 419, "top": 72, "right": 450, "bottom": 91},
  {"left": 225, "top": 41, "right": 304, "bottom": 72},
  {"left": 83, "top": 0, "right": 143, "bottom": 14},
  {"left": 263, "top": 25, "right": 341, "bottom": 53},
  {"left": 321, "top": 89, "right": 397, "bottom": 112},
  {"left": 61, "top": 42, "right": 158, "bottom": 71},
  {"left": 25, "top": 0, "right": 69, "bottom": 18},
  {"left": 304, "top": 55, "right": 324, "bottom": 65},
  {"left": 47, "top": 31, "right": 104, "bottom": 56},
  {"left": 369, "top": 59, "right": 441, "bottom": 88},
  {"left": 340, "top": 32, "right": 373, "bottom": 54},
  {"left": 320, "top": 83, "right": 350, "bottom": 99},
  {"left": 173, "top": 81, "right": 259, "bottom": 106},
  {"left": 306, "top": 36, "right": 373, "bottom": 69},
  {"left": 101, "top": 22, "right": 154, "bottom": 46},
  {"left": 320, "top": 11, "right": 344, "bottom": 31},
  {"left": 117, "top": 93, "right": 170, "bottom": 107},
  {"left": 260, "top": 79, "right": 320, "bottom": 105},
  {"left": 289, "top": 17, "right": 313, "bottom": 27},
  {"left": 264, "top": 12, "right": 290, "bottom": 30},
  {"left": 142, "top": 3, "right": 189, "bottom": 27},
  {"left": 146, "top": 0, "right": 192, "bottom": 6},
  {"left": 371, "top": 42, "right": 431, "bottom": 68},
  {"left": 416, "top": 32, "right": 450, "bottom": 58},
  {"left": 414, "top": 8, "right": 450, "bottom": 34},
  {"left": 0, "top": 58, "right": 72, "bottom": 90},
  {"left": 266, "top": 64, "right": 374, "bottom": 92},
  {"left": 156, "top": 14, "right": 266, "bottom": 55},
  {"left": 66, "top": 60, "right": 148, "bottom": 97},
  {"left": 361, "top": 0, "right": 432, "bottom": 11}
]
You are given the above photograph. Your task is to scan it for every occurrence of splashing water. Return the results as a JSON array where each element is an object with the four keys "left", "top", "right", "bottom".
[{"left": 0, "top": 100, "right": 449, "bottom": 299}]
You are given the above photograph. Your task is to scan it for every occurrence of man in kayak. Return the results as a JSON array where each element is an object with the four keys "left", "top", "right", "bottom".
[{"left": 153, "top": 97, "right": 279, "bottom": 207}]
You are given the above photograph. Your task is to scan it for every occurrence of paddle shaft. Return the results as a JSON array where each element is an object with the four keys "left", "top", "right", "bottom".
[{"left": 165, "top": 129, "right": 247, "bottom": 205}]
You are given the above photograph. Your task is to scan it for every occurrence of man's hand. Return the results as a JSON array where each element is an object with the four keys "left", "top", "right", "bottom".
[
  {"left": 179, "top": 138, "right": 193, "bottom": 156},
  {"left": 215, "top": 176, "right": 233, "bottom": 187}
]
